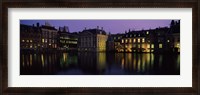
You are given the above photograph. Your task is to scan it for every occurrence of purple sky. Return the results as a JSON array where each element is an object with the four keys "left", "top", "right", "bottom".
[{"left": 20, "top": 20, "right": 174, "bottom": 34}]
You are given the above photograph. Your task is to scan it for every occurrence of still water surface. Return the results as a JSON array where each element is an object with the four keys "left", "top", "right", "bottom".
[{"left": 20, "top": 52, "right": 180, "bottom": 75}]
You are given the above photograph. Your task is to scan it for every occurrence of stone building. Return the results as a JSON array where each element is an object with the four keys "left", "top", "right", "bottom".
[
  {"left": 114, "top": 20, "right": 180, "bottom": 53},
  {"left": 20, "top": 22, "right": 58, "bottom": 51},
  {"left": 40, "top": 22, "right": 58, "bottom": 50},
  {"left": 20, "top": 24, "right": 41, "bottom": 50},
  {"left": 78, "top": 26, "right": 108, "bottom": 52}
]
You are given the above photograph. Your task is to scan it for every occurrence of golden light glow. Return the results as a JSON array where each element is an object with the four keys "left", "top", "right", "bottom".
[
  {"left": 122, "top": 39, "right": 124, "bottom": 43},
  {"left": 129, "top": 39, "right": 132, "bottom": 43},
  {"left": 147, "top": 44, "right": 150, "bottom": 48},
  {"left": 133, "top": 39, "right": 136, "bottom": 43},
  {"left": 167, "top": 40, "right": 170, "bottom": 42},
  {"left": 41, "top": 54, "right": 44, "bottom": 67},
  {"left": 138, "top": 39, "right": 140, "bottom": 43},
  {"left": 30, "top": 40, "right": 32, "bottom": 43},
  {"left": 142, "top": 38, "right": 145, "bottom": 43}
]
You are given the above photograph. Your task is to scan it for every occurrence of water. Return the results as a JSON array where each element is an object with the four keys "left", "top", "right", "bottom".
[{"left": 20, "top": 52, "right": 180, "bottom": 75}]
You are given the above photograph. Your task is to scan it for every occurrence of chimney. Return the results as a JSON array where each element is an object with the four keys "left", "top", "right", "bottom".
[
  {"left": 101, "top": 27, "right": 103, "bottom": 30},
  {"left": 32, "top": 24, "right": 35, "bottom": 27},
  {"left": 97, "top": 26, "right": 99, "bottom": 29},
  {"left": 36, "top": 23, "right": 39, "bottom": 28},
  {"left": 85, "top": 27, "right": 87, "bottom": 30}
]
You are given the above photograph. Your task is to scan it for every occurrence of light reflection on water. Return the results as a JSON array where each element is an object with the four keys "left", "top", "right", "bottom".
[{"left": 20, "top": 52, "right": 180, "bottom": 75}]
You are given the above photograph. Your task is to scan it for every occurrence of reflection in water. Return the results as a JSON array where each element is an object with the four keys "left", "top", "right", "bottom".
[{"left": 20, "top": 52, "right": 180, "bottom": 75}]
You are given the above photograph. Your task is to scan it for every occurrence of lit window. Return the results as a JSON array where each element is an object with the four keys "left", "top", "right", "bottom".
[
  {"left": 138, "top": 39, "right": 140, "bottom": 43},
  {"left": 167, "top": 40, "right": 170, "bottom": 42},
  {"left": 30, "top": 40, "right": 32, "bottom": 43},
  {"left": 42, "top": 39, "right": 44, "bottom": 43},
  {"left": 26, "top": 40, "right": 29, "bottom": 43},
  {"left": 142, "top": 38, "right": 145, "bottom": 43},
  {"left": 30, "top": 45, "right": 32, "bottom": 48},
  {"left": 147, "top": 44, "right": 150, "bottom": 48},
  {"left": 133, "top": 39, "right": 136, "bottom": 43},
  {"left": 122, "top": 39, "right": 124, "bottom": 43},
  {"left": 125, "top": 39, "right": 128, "bottom": 43},
  {"left": 146, "top": 31, "right": 149, "bottom": 35},
  {"left": 129, "top": 39, "right": 132, "bottom": 43},
  {"left": 159, "top": 44, "right": 163, "bottom": 48},
  {"left": 177, "top": 43, "right": 180, "bottom": 48},
  {"left": 151, "top": 44, "right": 154, "bottom": 48},
  {"left": 22, "top": 40, "right": 25, "bottom": 42}
]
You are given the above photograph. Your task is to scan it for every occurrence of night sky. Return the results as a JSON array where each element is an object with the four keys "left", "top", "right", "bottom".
[{"left": 20, "top": 20, "right": 174, "bottom": 34}]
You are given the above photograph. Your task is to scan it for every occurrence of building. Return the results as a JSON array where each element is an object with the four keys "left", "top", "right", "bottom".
[
  {"left": 20, "top": 24, "right": 41, "bottom": 50},
  {"left": 78, "top": 26, "right": 108, "bottom": 52},
  {"left": 107, "top": 33, "right": 124, "bottom": 52},
  {"left": 58, "top": 26, "right": 78, "bottom": 51},
  {"left": 40, "top": 22, "right": 58, "bottom": 50},
  {"left": 114, "top": 20, "right": 180, "bottom": 53},
  {"left": 20, "top": 22, "right": 58, "bottom": 51}
]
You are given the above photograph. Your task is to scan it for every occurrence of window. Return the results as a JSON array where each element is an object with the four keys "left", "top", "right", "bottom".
[
  {"left": 159, "top": 44, "right": 162, "bottom": 48},
  {"left": 142, "top": 38, "right": 145, "bottom": 43},
  {"left": 133, "top": 39, "right": 136, "bottom": 43},
  {"left": 125, "top": 39, "right": 128, "bottom": 43},
  {"left": 129, "top": 39, "right": 132, "bottom": 43},
  {"left": 138, "top": 39, "right": 140, "bottom": 43},
  {"left": 138, "top": 44, "right": 140, "bottom": 48},
  {"left": 146, "top": 31, "right": 149, "bottom": 35},
  {"left": 167, "top": 40, "right": 170, "bottom": 42},
  {"left": 151, "top": 44, "right": 154, "bottom": 48},
  {"left": 147, "top": 44, "right": 150, "bottom": 48},
  {"left": 118, "top": 37, "right": 120, "bottom": 39},
  {"left": 30, "top": 40, "right": 32, "bottom": 43},
  {"left": 42, "top": 39, "right": 44, "bottom": 43},
  {"left": 122, "top": 39, "right": 124, "bottom": 43}
]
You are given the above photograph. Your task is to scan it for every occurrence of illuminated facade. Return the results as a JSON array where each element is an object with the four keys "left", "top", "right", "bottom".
[
  {"left": 40, "top": 22, "right": 58, "bottom": 50},
  {"left": 112, "top": 20, "right": 180, "bottom": 53},
  {"left": 58, "top": 26, "right": 78, "bottom": 51},
  {"left": 78, "top": 26, "right": 108, "bottom": 52}
]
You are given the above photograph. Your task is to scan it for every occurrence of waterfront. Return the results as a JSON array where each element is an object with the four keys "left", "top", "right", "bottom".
[{"left": 20, "top": 52, "right": 180, "bottom": 75}]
